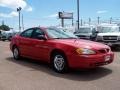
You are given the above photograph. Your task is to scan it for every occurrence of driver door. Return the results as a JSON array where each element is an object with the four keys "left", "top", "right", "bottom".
[{"left": 31, "top": 28, "right": 50, "bottom": 61}]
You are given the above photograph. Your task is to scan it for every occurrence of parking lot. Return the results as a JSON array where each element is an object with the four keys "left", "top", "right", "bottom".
[{"left": 0, "top": 41, "right": 120, "bottom": 90}]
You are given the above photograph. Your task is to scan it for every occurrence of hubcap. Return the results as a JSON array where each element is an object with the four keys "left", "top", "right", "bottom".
[
  {"left": 13, "top": 48, "right": 19, "bottom": 59},
  {"left": 54, "top": 55, "right": 65, "bottom": 71}
]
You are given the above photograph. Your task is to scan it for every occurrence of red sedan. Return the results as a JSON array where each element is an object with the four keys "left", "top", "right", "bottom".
[{"left": 10, "top": 27, "right": 114, "bottom": 73}]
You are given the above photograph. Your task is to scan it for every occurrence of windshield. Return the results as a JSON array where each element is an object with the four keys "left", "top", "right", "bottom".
[
  {"left": 46, "top": 28, "right": 78, "bottom": 39},
  {"left": 1, "top": 32, "right": 7, "bottom": 36},
  {"left": 98, "top": 26, "right": 120, "bottom": 33},
  {"left": 76, "top": 28, "right": 92, "bottom": 33}
]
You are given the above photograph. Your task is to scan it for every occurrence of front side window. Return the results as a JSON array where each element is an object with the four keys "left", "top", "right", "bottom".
[
  {"left": 20, "top": 29, "right": 33, "bottom": 38},
  {"left": 32, "top": 28, "right": 45, "bottom": 39}
]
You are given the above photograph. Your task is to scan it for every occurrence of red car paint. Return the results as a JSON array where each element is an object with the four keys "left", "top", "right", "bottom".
[{"left": 10, "top": 27, "right": 114, "bottom": 69}]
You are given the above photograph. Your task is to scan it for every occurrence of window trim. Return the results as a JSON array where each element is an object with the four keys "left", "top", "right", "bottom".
[
  {"left": 31, "top": 28, "right": 45, "bottom": 39},
  {"left": 20, "top": 28, "right": 34, "bottom": 38}
]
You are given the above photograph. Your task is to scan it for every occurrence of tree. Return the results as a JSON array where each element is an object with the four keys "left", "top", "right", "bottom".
[{"left": 0, "top": 24, "right": 10, "bottom": 31}]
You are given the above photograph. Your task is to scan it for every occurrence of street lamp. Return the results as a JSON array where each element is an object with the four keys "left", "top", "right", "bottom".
[
  {"left": 77, "top": 0, "right": 80, "bottom": 29},
  {"left": 17, "top": 7, "right": 22, "bottom": 32}
]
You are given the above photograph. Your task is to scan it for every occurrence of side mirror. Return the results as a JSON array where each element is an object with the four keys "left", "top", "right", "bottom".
[
  {"left": 73, "top": 32, "right": 76, "bottom": 34},
  {"left": 74, "top": 31, "right": 78, "bottom": 34},
  {"left": 95, "top": 31, "right": 99, "bottom": 33},
  {"left": 36, "top": 35, "right": 47, "bottom": 40}
]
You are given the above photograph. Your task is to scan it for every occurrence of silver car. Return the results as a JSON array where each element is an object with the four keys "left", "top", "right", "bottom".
[{"left": 74, "top": 26, "right": 97, "bottom": 41}]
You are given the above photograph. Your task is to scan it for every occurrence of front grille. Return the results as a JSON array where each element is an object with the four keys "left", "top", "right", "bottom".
[
  {"left": 98, "top": 48, "right": 109, "bottom": 54},
  {"left": 103, "top": 36, "right": 118, "bottom": 41},
  {"left": 95, "top": 61, "right": 110, "bottom": 66}
]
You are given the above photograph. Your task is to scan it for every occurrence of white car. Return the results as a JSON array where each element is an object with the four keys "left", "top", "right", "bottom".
[
  {"left": 96, "top": 24, "right": 120, "bottom": 46},
  {"left": 1, "top": 31, "right": 19, "bottom": 41}
]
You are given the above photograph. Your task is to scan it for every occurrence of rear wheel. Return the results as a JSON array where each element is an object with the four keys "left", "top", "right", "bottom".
[
  {"left": 51, "top": 53, "right": 68, "bottom": 73},
  {"left": 12, "top": 47, "right": 20, "bottom": 60}
]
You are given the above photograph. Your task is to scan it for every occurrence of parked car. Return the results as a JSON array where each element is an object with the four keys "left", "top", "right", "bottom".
[
  {"left": 1, "top": 31, "right": 19, "bottom": 41},
  {"left": 10, "top": 27, "right": 114, "bottom": 73},
  {"left": 74, "top": 26, "right": 97, "bottom": 41},
  {"left": 96, "top": 24, "right": 120, "bottom": 46},
  {"left": 0, "top": 30, "right": 2, "bottom": 40},
  {"left": 1, "top": 31, "right": 12, "bottom": 41}
]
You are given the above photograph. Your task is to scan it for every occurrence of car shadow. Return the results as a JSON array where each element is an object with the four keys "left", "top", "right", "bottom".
[
  {"left": 6, "top": 57, "right": 112, "bottom": 81},
  {"left": 111, "top": 46, "right": 120, "bottom": 52}
]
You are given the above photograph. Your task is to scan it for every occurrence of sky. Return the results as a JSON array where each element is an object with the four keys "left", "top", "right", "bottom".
[{"left": 0, "top": 0, "right": 120, "bottom": 30}]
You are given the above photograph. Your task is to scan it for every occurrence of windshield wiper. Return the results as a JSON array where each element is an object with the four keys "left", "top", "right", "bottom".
[
  {"left": 53, "top": 38, "right": 62, "bottom": 39},
  {"left": 68, "top": 37, "right": 78, "bottom": 39}
]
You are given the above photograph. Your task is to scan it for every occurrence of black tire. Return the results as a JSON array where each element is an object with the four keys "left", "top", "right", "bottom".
[
  {"left": 51, "top": 53, "right": 68, "bottom": 73},
  {"left": 2, "top": 39, "right": 5, "bottom": 41},
  {"left": 8, "top": 36, "right": 12, "bottom": 41},
  {"left": 12, "top": 46, "right": 20, "bottom": 60}
]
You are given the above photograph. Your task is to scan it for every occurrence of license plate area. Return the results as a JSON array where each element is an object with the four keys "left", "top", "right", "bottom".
[{"left": 105, "top": 55, "right": 111, "bottom": 61}]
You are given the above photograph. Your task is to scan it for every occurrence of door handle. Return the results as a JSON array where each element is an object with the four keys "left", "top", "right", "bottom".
[
  {"left": 35, "top": 45, "right": 49, "bottom": 48},
  {"left": 35, "top": 45, "right": 40, "bottom": 47}
]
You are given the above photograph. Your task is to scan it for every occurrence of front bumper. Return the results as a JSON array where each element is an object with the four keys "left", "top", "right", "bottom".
[{"left": 67, "top": 52, "right": 114, "bottom": 69}]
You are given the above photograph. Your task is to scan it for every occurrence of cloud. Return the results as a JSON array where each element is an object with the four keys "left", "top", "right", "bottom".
[
  {"left": 0, "top": 11, "right": 18, "bottom": 18},
  {"left": 26, "top": 6, "right": 33, "bottom": 12},
  {"left": 10, "top": 11, "right": 18, "bottom": 17},
  {"left": 97, "top": 10, "right": 108, "bottom": 14},
  {"left": 46, "top": 14, "right": 58, "bottom": 18},
  {"left": 0, "top": 13, "right": 11, "bottom": 18},
  {"left": 0, "top": 0, "right": 32, "bottom": 11}
]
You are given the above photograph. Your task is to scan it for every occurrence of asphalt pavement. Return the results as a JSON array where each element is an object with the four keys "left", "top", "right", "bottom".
[{"left": 0, "top": 41, "right": 120, "bottom": 90}]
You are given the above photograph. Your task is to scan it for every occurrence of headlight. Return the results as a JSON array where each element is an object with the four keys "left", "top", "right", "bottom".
[{"left": 76, "top": 48, "right": 96, "bottom": 55}]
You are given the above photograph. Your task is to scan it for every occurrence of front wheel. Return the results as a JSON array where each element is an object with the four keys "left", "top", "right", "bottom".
[
  {"left": 51, "top": 53, "right": 68, "bottom": 73},
  {"left": 12, "top": 47, "right": 20, "bottom": 60}
]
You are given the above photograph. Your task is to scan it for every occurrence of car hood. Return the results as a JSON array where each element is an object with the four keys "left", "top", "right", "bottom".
[
  {"left": 98, "top": 33, "right": 120, "bottom": 36},
  {"left": 52, "top": 39, "right": 109, "bottom": 50}
]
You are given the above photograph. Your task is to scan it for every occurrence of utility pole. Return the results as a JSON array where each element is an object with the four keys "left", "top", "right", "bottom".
[
  {"left": 110, "top": 17, "right": 112, "bottom": 24},
  {"left": 97, "top": 17, "right": 100, "bottom": 24},
  {"left": 72, "top": 18, "right": 74, "bottom": 26},
  {"left": 17, "top": 7, "right": 22, "bottom": 32},
  {"left": 84, "top": 21, "right": 86, "bottom": 25},
  {"left": 2, "top": 20, "right": 4, "bottom": 25},
  {"left": 61, "top": 18, "right": 64, "bottom": 27},
  {"left": 22, "top": 14, "right": 24, "bottom": 31},
  {"left": 80, "top": 19, "right": 83, "bottom": 26},
  {"left": 89, "top": 18, "right": 91, "bottom": 25},
  {"left": 77, "top": 0, "right": 80, "bottom": 29}
]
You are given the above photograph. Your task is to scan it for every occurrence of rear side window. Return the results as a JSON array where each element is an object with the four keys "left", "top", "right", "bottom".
[{"left": 20, "top": 29, "right": 33, "bottom": 38}]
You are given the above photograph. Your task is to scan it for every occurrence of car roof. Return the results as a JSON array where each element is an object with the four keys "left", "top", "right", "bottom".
[{"left": 25, "top": 27, "right": 47, "bottom": 31}]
